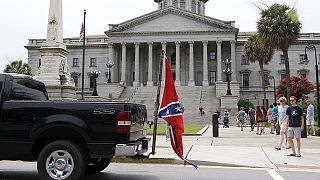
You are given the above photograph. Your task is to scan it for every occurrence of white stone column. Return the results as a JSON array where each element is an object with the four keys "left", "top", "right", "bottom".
[
  {"left": 188, "top": 41, "right": 195, "bottom": 86},
  {"left": 120, "top": 42, "right": 127, "bottom": 85},
  {"left": 230, "top": 40, "right": 237, "bottom": 82},
  {"left": 133, "top": 42, "right": 140, "bottom": 86},
  {"left": 178, "top": 0, "right": 180, "bottom": 8},
  {"left": 175, "top": 41, "right": 181, "bottom": 86},
  {"left": 108, "top": 43, "right": 114, "bottom": 82},
  {"left": 217, "top": 40, "right": 222, "bottom": 82},
  {"left": 147, "top": 42, "right": 154, "bottom": 86},
  {"left": 202, "top": 41, "right": 209, "bottom": 86}
]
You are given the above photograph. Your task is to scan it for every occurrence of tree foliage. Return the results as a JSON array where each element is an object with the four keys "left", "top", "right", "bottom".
[
  {"left": 244, "top": 33, "right": 274, "bottom": 109},
  {"left": 238, "top": 99, "right": 254, "bottom": 113},
  {"left": 3, "top": 60, "right": 32, "bottom": 75},
  {"left": 257, "top": 3, "right": 302, "bottom": 100},
  {"left": 276, "top": 76, "right": 314, "bottom": 101}
]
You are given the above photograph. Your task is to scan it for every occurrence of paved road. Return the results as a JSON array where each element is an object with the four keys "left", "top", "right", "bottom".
[{"left": 0, "top": 162, "right": 319, "bottom": 180}]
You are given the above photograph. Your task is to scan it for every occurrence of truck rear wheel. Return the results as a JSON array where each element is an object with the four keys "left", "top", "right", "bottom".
[
  {"left": 37, "top": 140, "right": 87, "bottom": 180},
  {"left": 86, "top": 158, "right": 112, "bottom": 174}
]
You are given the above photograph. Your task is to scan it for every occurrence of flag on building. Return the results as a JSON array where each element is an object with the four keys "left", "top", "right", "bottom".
[
  {"left": 79, "top": 22, "right": 84, "bottom": 41},
  {"left": 158, "top": 54, "right": 198, "bottom": 169}
]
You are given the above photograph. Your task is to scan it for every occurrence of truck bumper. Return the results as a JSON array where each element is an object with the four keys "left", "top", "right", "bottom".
[{"left": 115, "top": 138, "right": 149, "bottom": 157}]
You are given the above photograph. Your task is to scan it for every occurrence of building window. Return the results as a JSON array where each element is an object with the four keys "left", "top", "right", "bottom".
[
  {"left": 72, "top": 75, "right": 79, "bottom": 87},
  {"left": 209, "top": 52, "right": 216, "bottom": 60},
  {"left": 73, "top": 58, "right": 79, "bottom": 67},
  {"left": 198, "top": 2, "right": 201, "bottom": 14},
  {"left": 242, "top": 73, "right": 249, "bottom": 88},
  {"left": 173, "top": 0, "right": 178, "bottom": 7},
  {"left": 90, "top": 58, "right": 97, "bottom": 67},
  {"left": 171, "top": 53, "right": 176, "bottom": 65},
  {"left": 191, "top": 0, "right": 196, "bottom": 13},
  {"left": 300, "top": 73, "right": 307, "bottom": 79},
  {"left": 209, "top": 71, "right": 216, "bottom": 85},
  {"left": 180, "top": 0, "right": 185, "bottom": 9},
  {"left": 89, "top": 76, "right": 95, "bottom": 89},
  {"left": 299, "top": 54, "right": 305, "bottom": 64},
  {"left": 280, "top": 54, "right": 285, "bottom": 64},
  {"left": 164, "top": 0, "right": 167, "bottom": 7},
  {"left": 38, "top": 59, "right": 41, "bottom": 68},
  {"left": 280, "top": 73, "right": 286, "bottom": 80},
  {"left": 241, "top": 55, "right": 249, "bottom": 65}
]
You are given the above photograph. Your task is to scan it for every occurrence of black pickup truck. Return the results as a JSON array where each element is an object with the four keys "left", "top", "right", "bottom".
[{"left": 0, "top": 73, "right": 149, "bottom": 180}]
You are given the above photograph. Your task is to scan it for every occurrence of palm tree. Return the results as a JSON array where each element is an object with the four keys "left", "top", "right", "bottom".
[
  {"left": 244, "top": 33, "right": 274, "bottom": 109},
  {"left": 4, "top": 60, "right": 32, "bottom": 75},
  {"left": 257, "top": 3, "right": 302, "bottom": 100}
]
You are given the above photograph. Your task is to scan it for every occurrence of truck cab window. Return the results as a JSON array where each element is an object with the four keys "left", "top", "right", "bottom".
[{"left": 11, "top": 78, "right": 48, "bottom": 100}]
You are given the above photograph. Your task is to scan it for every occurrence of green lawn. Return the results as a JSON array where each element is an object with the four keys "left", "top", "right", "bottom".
[{"left": 147, "top": 124, "right": 206, "bottom": 135}]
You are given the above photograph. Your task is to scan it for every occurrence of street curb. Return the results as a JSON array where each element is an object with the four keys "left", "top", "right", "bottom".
[
  {"left": 183, "top": 125, "right": 210, "bottom": 136},
  {"left": 112, "top": 157, "right": 176, "bottom": 164},
  {"left": 112, "top": 157, "right": 272, "bottom": 169}
]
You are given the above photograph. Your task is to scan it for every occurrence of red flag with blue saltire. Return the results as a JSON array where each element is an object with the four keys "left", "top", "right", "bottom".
[{"left": 158, "top": 54, "right": 198, "bottom": 169}]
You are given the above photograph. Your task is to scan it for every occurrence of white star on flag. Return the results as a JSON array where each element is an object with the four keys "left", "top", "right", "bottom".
[
  {"left": 175, "top": 105, "right": 182, "bottom": 112},
  {"left": 166, "top": 109, "right": 170, "bottom": 115}
]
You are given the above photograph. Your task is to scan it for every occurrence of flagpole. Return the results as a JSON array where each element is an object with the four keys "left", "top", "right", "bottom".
[
  {"left": 151, "top": 50, "right": 165, "bottom": 155},
  {"left": 81, "top": 9, "right": 86, "bottom": 100}
]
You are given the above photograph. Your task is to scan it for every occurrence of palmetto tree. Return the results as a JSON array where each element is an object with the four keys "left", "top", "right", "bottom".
[
  {"left": 244, "top": 33, "right": 274, "bottom": 109},
  {"left": 257, "top": 3, "right": 302, "bottom": 100},
  {"left": 4, "top": 60, "right": 32, "bottom": 75}
]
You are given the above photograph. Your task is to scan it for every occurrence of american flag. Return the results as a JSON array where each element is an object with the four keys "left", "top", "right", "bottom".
[{"left": 79, "top": 22, "right": 84, "bottom": 41}]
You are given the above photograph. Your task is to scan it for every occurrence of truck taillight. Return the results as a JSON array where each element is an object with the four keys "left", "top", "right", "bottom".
[{"left": 116, "top": 111, "right": 132, "bottom": 133}]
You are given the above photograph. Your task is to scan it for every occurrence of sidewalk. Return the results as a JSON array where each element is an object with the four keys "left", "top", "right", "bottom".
[{"left": 145, "top": 125, "right": 320, "bottom": 171}]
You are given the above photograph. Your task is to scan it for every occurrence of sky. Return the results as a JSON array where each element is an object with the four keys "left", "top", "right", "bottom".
[{"left": 0, "top": 0, "right": 319, "bottom": 71}]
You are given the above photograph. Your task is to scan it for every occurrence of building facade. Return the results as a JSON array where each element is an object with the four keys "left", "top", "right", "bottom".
[{"left": 26, "top": 0, "right": 320, "bottom": 106}]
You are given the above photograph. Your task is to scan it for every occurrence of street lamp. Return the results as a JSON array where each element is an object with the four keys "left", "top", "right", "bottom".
[
  {"left": 89, "top": 70, "right": 101, "bottom": 96},
  {"left": 304, "top": 44, "right": 320, "bottom": 128},
  {"left": 268, "top": 76, "right": 276, "bottom": 104},
  {"left": 106, "top": 58, "right": 115, "bottom": 83},
  {"left": 222, "top": 59, "right": 233, "bottom": 95}
]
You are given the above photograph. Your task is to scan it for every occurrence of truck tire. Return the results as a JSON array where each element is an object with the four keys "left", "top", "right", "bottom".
[
  {"left": 37, "top": 140, "right": 87, "bottom": 180},
  {"left": 86, "top": 158, "right": 112, "bottom": 174}
]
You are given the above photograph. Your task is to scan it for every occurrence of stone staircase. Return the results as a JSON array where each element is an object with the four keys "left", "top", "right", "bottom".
[
  {"left": 97, "top": 83, "right": 125, "bottom": 100},
  {"left": 119, "top": 86, "right": 220, "bottom": 124}
]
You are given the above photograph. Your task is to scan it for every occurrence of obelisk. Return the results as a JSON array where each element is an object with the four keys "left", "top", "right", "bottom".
[{"left": 35, "top": 0, "right": 75, "bottom": 100}]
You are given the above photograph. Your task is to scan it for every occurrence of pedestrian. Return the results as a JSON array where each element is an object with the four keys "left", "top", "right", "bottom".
[
  {"left": 275, "top": 97, "right": 289, "bottom": 150},
  {"left": 255, "top": 106, "right": 264, "bottom": 135},
  {"left": 199, "top": 105, "right": 204, "bottom": 116},
  {"left": 261, "top": 106, "right": 267, "bottom": 134},
  {"left": 273, "top": 102, "right": 280, "bottom": 135},
  {"left": 215, "top": 109, "right": 221, "bottom": 123},
  {"left": 237, "top": 107, "right": 246, "bottom": 131},
  {"left": 223, "top": 110, "right": 229, "bottom": 128},
  {"left": 286, "top": 96, "right": 304, "bottom": 157},
  {"left": 248, "top": 107, "right": 256, "bottom": 131},
  {"left": 306, "top": 101, "right": 315, "bottom": 136},
  {"left": 267, "top": 105, "right": 276, "bottom": 134}
]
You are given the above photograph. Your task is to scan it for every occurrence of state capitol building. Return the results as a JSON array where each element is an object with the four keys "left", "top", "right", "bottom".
[{"left": 25, "top": 0, "right": 320, "bottom": 121}]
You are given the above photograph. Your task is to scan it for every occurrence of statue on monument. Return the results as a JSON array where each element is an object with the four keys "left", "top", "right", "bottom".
[{"left": 47, "top": 15, "right": 58, "bottom": 41}]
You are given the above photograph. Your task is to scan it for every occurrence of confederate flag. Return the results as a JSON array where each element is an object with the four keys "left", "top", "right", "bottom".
[{"left": 158, "top": 54, "right": 198, "bottom": 169}]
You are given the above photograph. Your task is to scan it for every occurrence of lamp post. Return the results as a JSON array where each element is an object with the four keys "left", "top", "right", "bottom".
[
  {"left": 106, "top": 58, "right": 114, "bottom": 83},
  {"left": 89, "top": 70, "right": 101, "bottom": 96},
  {"left": 304, "top": 44, "right": 320, "bottom": 128},
  {"left": 269, "top": 76, "right": 276, "bottom": 104},
  {"left": 222, "top": 59, "right": 233, "bottom": 95}
]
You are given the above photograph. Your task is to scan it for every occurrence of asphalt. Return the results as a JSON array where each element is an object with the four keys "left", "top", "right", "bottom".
[{"left": 115, "top": 124, "right": 320, "bottom": 171}]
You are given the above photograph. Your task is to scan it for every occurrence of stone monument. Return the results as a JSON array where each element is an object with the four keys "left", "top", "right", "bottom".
[{"left": 35, "top": 0, "right": 76, "bottom": 100}]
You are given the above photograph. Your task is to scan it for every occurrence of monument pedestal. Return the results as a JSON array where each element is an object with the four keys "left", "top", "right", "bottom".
[{"left": 221, "top": 95, "right": 239, "bottom": 125}]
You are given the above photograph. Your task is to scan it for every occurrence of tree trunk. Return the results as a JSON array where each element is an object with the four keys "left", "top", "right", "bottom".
[
  {"left": 283, "top": 49, "right": 291, "bottom": 101},
  {"left": 259, "top": 61, "right": 267, "bottom": 110}
]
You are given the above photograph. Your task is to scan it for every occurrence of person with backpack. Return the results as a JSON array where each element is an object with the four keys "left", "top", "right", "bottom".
[{"left": 237, "top": 107, "right": 246, "bottom": 131}]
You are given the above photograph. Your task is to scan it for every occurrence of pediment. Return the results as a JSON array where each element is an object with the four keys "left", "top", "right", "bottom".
[{"left": 106, "top": 6, "right": 238, "bottom": 35}]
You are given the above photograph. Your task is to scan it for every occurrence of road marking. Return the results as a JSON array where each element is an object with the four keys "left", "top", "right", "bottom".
[{"left": 267, "top": 170, "right": 284, "bottom": 180}]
